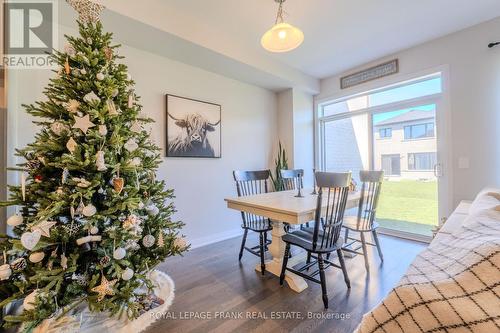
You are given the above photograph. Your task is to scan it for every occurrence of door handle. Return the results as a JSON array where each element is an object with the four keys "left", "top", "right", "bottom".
[{"left": 434, "top": 163, "right": 442, "bottom": 177}]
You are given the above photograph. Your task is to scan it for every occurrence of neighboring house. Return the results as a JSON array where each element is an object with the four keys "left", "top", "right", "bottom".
[{"left": 374, "top": 110, "right": 437, "bottom": 180}]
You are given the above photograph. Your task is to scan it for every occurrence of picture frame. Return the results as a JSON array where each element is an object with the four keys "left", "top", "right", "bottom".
[{"left": 166, "top": 94, "right": 222, "bottom": 158}]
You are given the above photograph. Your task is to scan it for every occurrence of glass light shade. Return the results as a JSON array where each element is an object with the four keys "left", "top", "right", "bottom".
[{"left": 261, "top": 22, "right": 304, "bottom": 53}]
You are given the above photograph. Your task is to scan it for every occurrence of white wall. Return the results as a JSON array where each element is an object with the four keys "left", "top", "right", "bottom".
[
  {"left": 7, "top": 24, "right": 277, "bottom": 248},
  {"left": 317, "top": 17, "right": 500, "bottom": 209}
]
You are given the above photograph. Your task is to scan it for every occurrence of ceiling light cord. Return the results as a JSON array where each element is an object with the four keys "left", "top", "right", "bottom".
[{"left": 275, "top": 0, "right": 285, "bottom": 24}]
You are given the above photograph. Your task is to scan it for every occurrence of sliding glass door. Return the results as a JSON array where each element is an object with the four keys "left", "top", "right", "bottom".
[{"left": 318, "top": 74, "right": 447, "bottom": 240}]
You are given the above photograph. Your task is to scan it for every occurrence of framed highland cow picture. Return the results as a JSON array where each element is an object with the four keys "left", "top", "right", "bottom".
[{"left": 166, "top": 94, "right": 222, "bottom": 158}]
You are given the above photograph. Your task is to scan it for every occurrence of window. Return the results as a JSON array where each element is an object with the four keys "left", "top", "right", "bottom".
[
  {"left": 379, "top": 128, "right": 392, "bottom": 139},
  {"left": 404, "top": 123, "right": 434, "bottom": 140},
  {"left": 408, "top": 153, "right": 437, "bottom": 170}
]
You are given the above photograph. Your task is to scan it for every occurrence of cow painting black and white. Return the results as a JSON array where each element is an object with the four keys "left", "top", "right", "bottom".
[{"left": 167, "top": 113, "right": 221, "bottom": 157}]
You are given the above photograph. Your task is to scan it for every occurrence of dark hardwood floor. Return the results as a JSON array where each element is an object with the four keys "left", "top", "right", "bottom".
[{"left": 149, "top": 233, "right": 426, "bottom": 333}]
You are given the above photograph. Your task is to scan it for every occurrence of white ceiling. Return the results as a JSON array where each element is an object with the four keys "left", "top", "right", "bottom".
[{"left": 98, "top": 0, "right": 500, "bottom": 80}]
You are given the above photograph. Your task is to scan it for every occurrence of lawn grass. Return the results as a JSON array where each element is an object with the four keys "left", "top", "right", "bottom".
[{"left": 376, "top": 180, "right": 438, "bottom": 236}]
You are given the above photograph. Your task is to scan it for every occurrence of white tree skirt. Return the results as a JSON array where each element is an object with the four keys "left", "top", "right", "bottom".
[{"left": 27, "top": 271, "right": 175, "bottom": 333}]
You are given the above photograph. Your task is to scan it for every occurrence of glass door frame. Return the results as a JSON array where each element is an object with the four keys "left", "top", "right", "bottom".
[{"left": 316, "top": 72, "right": 452, "bottom": 243}]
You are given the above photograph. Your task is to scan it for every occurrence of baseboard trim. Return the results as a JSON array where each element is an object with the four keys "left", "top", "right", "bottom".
[
  {"left": 378, "top": 227, "right": 431, "bottom": 244},
  {"left": 188, "top": 228, "right": 244, "bottom": 249}
]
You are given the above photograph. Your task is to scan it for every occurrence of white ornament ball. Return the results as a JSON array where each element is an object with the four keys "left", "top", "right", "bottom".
[
  {"left": 96, "top": 72, "right": 105, "bottom": 81},
  {"left": 113, "top": 247, "right": 126, "bottom": 260},
  {"left": 112, "top": 88, "right": 119, "bottom": 97},
  {"left": 126, "top": 73, "right": 132, "bottom": 80},
  {"left": 7, "top": 214, "right": 23, "bottom": 227},
  {"left": 174, "top": 237, "right": 188, "bottom": 250},
  {"left": 124, "top": 139, "right": 138, "bottom": 152},
  {"left": 90, "top": 226, "right": 99, "bottom": 235},
  {"left": 121, "top": 267, "right": 134, "bottom": 281},
  {"left": 0, "top": 264, "right": 12, "bottom": 281},
  {"left": 29, "top": 252, "right": 45, "bottom": 263},
  {"left": 98, "top": 124, "right": 108, "bottom": 136},
  {"left": 23, "top": 289, "right": 41, "bottom": 311},
  {"left": 80, "top": 68, "right": 87, "bottom": 75},
  {"left": 142, "top": 235, "right": 155, "bottom": 248},
  {"left": 51, "top": 122, "right": 68, "bottom": 136},
  {"left": 82, "top": 204, "right": 97, "bottom": 217},
  {"left": 146, "top": 205, "right": 159, "bottom": 217}
]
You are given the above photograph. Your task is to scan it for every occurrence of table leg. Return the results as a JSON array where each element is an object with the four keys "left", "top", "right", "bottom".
[{"left": 254, "top": 221, "right": 308, "bottom": 293}]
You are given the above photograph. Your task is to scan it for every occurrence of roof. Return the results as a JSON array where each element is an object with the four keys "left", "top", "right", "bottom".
[{"left": 375, "top": 109, "right": 435, "bottom": 126}]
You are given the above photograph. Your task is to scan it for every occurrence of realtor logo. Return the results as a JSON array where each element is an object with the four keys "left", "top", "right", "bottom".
[{"left": 3, "top": 0, "right": 57, "bottom": 68}]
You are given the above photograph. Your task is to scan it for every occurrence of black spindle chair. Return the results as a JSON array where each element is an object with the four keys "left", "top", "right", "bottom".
[
  {"left": 342, "top": 170, "right": 384, "bottom": 271},
  {"left": 233, "top": 170, "right": 273, "bottom": 275},
  {"left": 280, "top": 172, "right": 352, "bottom": 309},
  {"left": 280, "top": 169, "right": 304, "bottom": 191}
]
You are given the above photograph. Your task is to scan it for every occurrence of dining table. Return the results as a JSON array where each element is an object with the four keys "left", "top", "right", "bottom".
[{"left": 225, "top": 188, "right": 361, "bottom": 293}]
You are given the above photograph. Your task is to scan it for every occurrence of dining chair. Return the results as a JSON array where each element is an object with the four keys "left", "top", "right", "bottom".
[
  {"left": 280, "top": 172, "right": 352, "bottom": 309},
  {"left": 341, "top": 170, "right": 384, "bottom": 271},
  {"left": 280, "top": 169, "right": 304, "bottom": 191},
  {"left": 233, "top": 170, "right": 273, "bottom": 275}
]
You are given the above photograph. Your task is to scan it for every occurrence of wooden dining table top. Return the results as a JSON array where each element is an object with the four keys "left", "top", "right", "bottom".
[{"left": 225, "top": 189, "right": 361, "bottom": 225}]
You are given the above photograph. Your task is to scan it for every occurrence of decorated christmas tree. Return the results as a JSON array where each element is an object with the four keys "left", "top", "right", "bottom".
[{"left": 0, "top": 1, "right": 187, "bottom": 330}]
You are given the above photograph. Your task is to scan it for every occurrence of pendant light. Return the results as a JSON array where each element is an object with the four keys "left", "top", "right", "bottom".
[{"left": 261, "top": 0, "right": 304, "bottom": 53}]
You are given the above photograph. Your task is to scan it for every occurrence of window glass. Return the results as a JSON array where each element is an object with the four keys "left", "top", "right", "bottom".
[{"left": 408, "top": 153, "right": 436, "bottom": 170}]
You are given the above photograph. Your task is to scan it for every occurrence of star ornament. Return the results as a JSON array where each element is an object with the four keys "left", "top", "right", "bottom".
[
  {"left": 73, "top": 114, "right": 95, "bottom": 134},
  {"left": 91, "top": 274, "right": 117, "bottom": 301},
  {"left": 33, "top": 220, "right": 57, "bottom": 238},
  {"left": 66, "top": 0, "right": 105, "bottom": 24}
]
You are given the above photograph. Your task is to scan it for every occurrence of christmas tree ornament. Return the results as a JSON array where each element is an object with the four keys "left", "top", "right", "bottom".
[
  {"left": 82, "top": 204, "right": 97, "bottom": 217},
  {"left": 64, "top": 99, "right": 80, "bottom": 113},
  {"left": 64, "top": 43, "right": 76, "bottom": 57},
  {"left": 66, "top": 137, "right": 78, "bottom": 153},
  {"left": 23, "top": 289, "right": 42, "bottom": 311},
  {"left": 80, "top": 68, "right": 87, "bottom": 75},
  {"left": 66, "top": 0, "right": 105, "bottom": 23},
  {"left": 124, "top": 138, "right": 138, "bottom": 152},
  {"left": 64, "top": 57, "right": 70, "bottom": 74},
  {"left": 113, "top": 247, "right": 126, "bottom": 260},
  {"left": 83, "top": 91, "right": 100, "bottom": 104},
  {"left": 98, "top": 124, "right": 108, "bottom": 136},
  {"left": 104, "top": 47, "right": 113, "bottom": 61},
  {"left": 62, "top": 168, "right": 70, "bottom": 183},
  {"left": 96, "top": 72, "right": 105, "bottom": 81},
  {"left": 157, "top": 232, "right": 164, "bottom": 247},
  {"left": 128, "top": 157, "right": 141, "bottom": 167},
  {"left": 72, "top": 272, "right": 89, "bottom": 286},
  {"left": 142, "top": 234, "right": 155, "bottom": 248},
  {"left": 128, "top": 90, "right": 134, "bottom": 108},
  {"left": 95, "top": 150, "right": 108, "bottom": 171},
  {"left": 29, "top": 252, "right": 45, "bottom": 263},
  {"left": 26, "top": 158, "right": 41, "bottom": 171},
  {"left": 34, "top": 175, "right": 43, "bottom": 183},
  {"left": 130, "top": 120, "right": 142, "bottom": 133},
  {"left": 76, "top": 200, "right": 85, "bottom": 215},
  {"left": 21, "top": 172, "right": 26, "bottom": 201},
  {"left": 7, "top": 214, "right": 23, "bottom": 227},
  {"left": 0, "top": 253, "right": 12, "bottom": 280},
  {"left": 11, "top": 257, "right": 27, "bottom": 271},
  {"left": 146, "top": 204, "right": 159, "bottom": 217},
  {"left": 72, "top": 114, "right": 96, "bottom": 134},
  {"left": 174, "top": 237, "right": 188, "bottom": 250},
  {"left": 21, "top": 230, "right": 42, "bottom": 250},
  {"left": 106, "top": 99, "right": 119, "bottom": 116},
  {"left": 90, "top": 226, "right": 99, "bottom": 235},
  {"left": 63, "top": 222, "right": 80, "bottom": 236},
  {"left": 61, "top": 253, "right": 68, "bottom": 270},
  {"left": 33, "top": 220, "right": 57, "bottom": 237},
  {"left": 121, "top": 267, "right": 134, "bottom": 281},
  {"left": 73, "top": 177, "right": 91, "bottom": 188},
  {"left": 50, "top": 122, "right": 69, "bottom": 136},
  {"left": 113, "top": 177, "right": 125, "bottom": 194},
  {"left": 76, "top": 235, "right": 102, "bottom": 245},
  {"left": 99, "top": 255, "right": 111, "bottom": 267},
  {"left": 56, "top": 187, "right": 64, "bottom": 195},
  {"left": 91, "top": 274, "right": 117, "bottom": 302}
]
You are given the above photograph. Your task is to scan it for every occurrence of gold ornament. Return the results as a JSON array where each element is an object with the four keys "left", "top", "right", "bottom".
[
  {"left": 72, "top": 114, "right": 96, "bottom": 134},
  {"left": 66, "top": 0, "right": 105, "bottom": 24},
  {"left": 91, "top": 274, "right": 117, "bottom": 302},
  {"left": 106, "top": 99, "right": 119, "bottom": 116},
  {"left": 64, "top": 57, "right": 70, "bottom": 74},
  {"left": 104, "top": 47, "right": 113, "bottom": 61},
  {"left": 113, "top": 177, "right": 124, "bottom": 194},
  {"left": 157, "top": 232, "right": 164, "bottom": 247},
  {"left": 66, "top": 137, "right": 78, "bottom": 153},
  {"left": 32, "top": 220, "right": 57, "bottom": 238},
  {"left": 96, "top": 150, "right": 107, "bottom": 171},
  {"left": 64, "top": 99, "right": 80, "bottom": 113}
]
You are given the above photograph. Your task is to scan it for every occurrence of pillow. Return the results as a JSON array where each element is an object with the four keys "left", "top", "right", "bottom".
[
  {"left": 488, "top": 192, "right": 500, "bottom": 201},
  {"left": 468, "top": 188, "right": 500, "bottom": 216}
]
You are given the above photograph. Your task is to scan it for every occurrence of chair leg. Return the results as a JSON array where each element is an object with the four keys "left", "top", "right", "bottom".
[
  {"left": 280, "top": 243, "right": 291, "bottom": 285},
  {"left": 259, "top": 232, "right": 266, "bottom": 275},
  {"left": 337, "top": 249, "right": 351, "bottom": 289},
  {"left": 263, "top": 232, "right": 268, "bottom": 251},
  {"left": 372, "top": 230, "right": 384, "bottom": 261},
  {"left": 360, "top": 232, "right": 370, "bottom": 271},
  {"left": 306, "top": 251, "right": 311, "bottom": 264},
  {"left": 318, "top": 253, "right": 329, "bottom": 309},
  {"left": 344, "top": 228, "right": 349, "bottom": 242},
  {"left": 239, "top": 229, "right": 248, "bottom": 261}
]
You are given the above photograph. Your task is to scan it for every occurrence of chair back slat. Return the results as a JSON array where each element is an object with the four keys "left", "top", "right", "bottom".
[
  {"left": 233, "top": 170, "right": 271, "bottom": 228},
  {"left": 280, "top": 169, "right": 304, "bottom": 191},
  {"left": 356, "top": 170, "right": 384, "bottom": 230},
  {"left": 312, "top": 172, "right": 351, "bottom": 250}
]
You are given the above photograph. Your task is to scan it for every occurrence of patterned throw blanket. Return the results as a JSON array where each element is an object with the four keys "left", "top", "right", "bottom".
[{"left": 356, "top": 210, "right": 500, "bottom": 333}]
